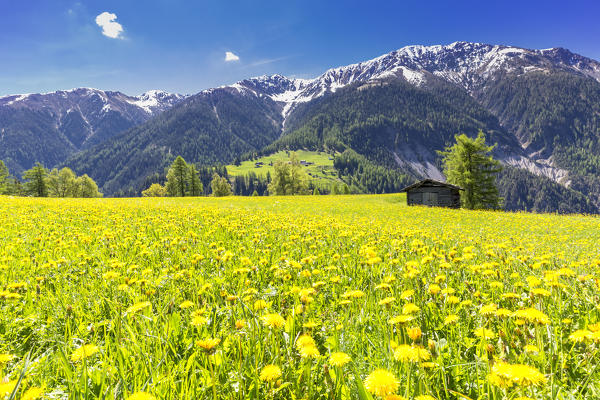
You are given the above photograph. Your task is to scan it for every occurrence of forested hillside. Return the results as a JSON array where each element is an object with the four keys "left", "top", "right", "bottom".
[
  {"left": 65, "top": 88, "right": 283, "bottom": 195},
  {"left": 4, "top": 41, "right": 600, "bottom": 213},
  {"left": 0, "top": 89, "right": 184, "bottom": 174}
]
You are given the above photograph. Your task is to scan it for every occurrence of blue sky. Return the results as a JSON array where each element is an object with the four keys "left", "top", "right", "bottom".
[{"left": 1, "top": 0, "right": 599, "bottom": 96}]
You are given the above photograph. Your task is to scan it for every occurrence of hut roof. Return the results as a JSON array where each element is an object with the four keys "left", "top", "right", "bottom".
[{"left": 400, "top": 179, "right": 463, "bottom": 192}]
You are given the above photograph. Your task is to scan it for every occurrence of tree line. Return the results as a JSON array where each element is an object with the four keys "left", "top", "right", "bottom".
[
  {"left": 0, "top": 160, "right": 102, "bottom": 198},
  {"left": 143, "top": 153, "right": 347, "bottom": 197},
  {"left": 142, "top": 156, "right": 235, "bottom": 197}
]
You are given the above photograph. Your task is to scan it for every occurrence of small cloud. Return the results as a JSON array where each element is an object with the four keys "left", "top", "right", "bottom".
[
  {"left": 225, "top": 51, "right": 240, "bottom": 62},
  {"left": 95, "top": 12, "right": 124, "bottom": 39}
]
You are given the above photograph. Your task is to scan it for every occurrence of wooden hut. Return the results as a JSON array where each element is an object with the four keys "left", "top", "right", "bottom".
[{"left": 401, "top": 179, "right": 462, "bottom": 208}]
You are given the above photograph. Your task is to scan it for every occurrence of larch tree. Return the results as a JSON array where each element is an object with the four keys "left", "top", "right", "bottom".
[
  {"left": 22, "top": 162, "right": 49, "bottom": 197},
  {"left": 188, "top": 164, "right": 203, "bottom": 196},
  {"left": 166, "top": 156, "right": 189, "bottom": 197},
  {"left": 438, "top": 130, "right": 503, "bottom": 210}
]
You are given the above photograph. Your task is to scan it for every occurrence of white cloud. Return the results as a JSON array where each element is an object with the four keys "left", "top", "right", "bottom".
[
  {"left": 95, "top": 12, "right": 124, "bottom": 39},
  {"left": 225, "top": 51, "right": 240, "bottom": 62}
]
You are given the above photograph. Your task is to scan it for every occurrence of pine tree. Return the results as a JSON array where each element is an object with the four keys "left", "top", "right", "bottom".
[
  {"left": 166, "top": 156, "right": 189, "bottom": 197},
  {"left": 188, "top": 164, "right": 203, "bottom": 196},
  {"left": 22, "top": 162, "right": 49, "bottom": 197},
  {"left": 438, "top": 131, "right": 503, "bottom": 209}
]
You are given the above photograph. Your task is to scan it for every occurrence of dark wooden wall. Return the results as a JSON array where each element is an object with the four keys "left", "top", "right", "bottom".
[{"left": 407, "top": 186, "right": 460, "bottom": 208}]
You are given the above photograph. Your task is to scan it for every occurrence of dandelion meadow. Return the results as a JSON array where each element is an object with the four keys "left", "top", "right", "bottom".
[{"left": 1, "top": 194, "right": 600, "bottom": 399}]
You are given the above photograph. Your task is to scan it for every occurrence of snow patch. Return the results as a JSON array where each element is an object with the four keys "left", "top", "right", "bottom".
[
  {"left": 125, "top": 90, "right": 183, "bottom": 113},
  {"left": 4, "top": 94, "right": 31, "bottom": 106}
]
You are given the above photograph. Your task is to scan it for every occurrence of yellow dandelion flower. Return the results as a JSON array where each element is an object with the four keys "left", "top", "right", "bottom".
[
  {"left": 191, "top": 315, "right": 209, "bottom": 327},
  {"left": 512, "top": 308, "right": 550, "bottom": 325},
  {"left": 495, "top": 308, "right": 512, "bottom": 318},
  {"left": 393, "top": 344, "right": 431, "bottom": 362},
  {"left": 341, "top": 290, "right": 365, "bottom": 299},
  {"left": 70, "top": 344, "right": 99, "bottom": 363},
  {"left": 384, "top": 395, "right": 407, "bottom": 400},
  {"left": 196, "top": 338, "right": 221, "bottom": 351},
  {"left": 400, "top": 290, "right": 414, "bottom": 300},
  {"left": 406, "top": 326, "right": 422, "bottom": 341},
  {"left": 179, "top": 300, "right": 194, "bottom": 309},
  {"left": 235, "top": 319, "right": 246, "bottom": 329},
  {"left": 260, "top": 364, "right": 282, "bottom": 382},
  {"left": 302, "top": 321, "right": 318, "bottom": 328},
  {"left": 261, "top": 313, "right": 286, "bottom": 329},
  {"left": 253, "top": 299, "right": 268, "bottom": 311},
  {"left": 329, "top": 352, "right": 351, "bottom": 367},
  {"left": 296, "top": 334, "right": 316, "bottom": 349},
  {"left": 0, "top": 381, "right": 17, "bottom": 397},
  {"left": 588, "top": 323, "right": 600, "bottom": 332},
  {"left": 388, "top": 314, "right": 414, "bottom": 325},
  {"left": 21, "top": 386, "right": 44, "bottom": 400},
  {"left": 569, "top": 329, "right": 592, "bottom": 343},
  {"left": 488, "top": 362, "right": 546, "bottom": 388},
  {"left": 102, "top": 271, "right": 120, "bottom": 280},
  {"left": 126, "top": 391, "right": 156, "bottom": 400},
  {"left": 364, "top": 369, "right": 400, "bottom": 397},
  {"left": 444, "top": 314, "right": 459, "bottom": 325},
  {"left": 479, "top": 303, "right": 497, "bottom": 316},
  {"left": 299, "top": 345, "right": 320, "bottom": 358},
  {"left": 474, "top": 328, "right": 496, "bottom": 339},
  {"left": 531, "top": 288, "right": 551, "bottom": 297},
  {"left": 0, "top": 354, "right": 14, "bottom": 363},
  {"left": 402, "top": 303, "right": 420, "bottom": 314},
  {"left": 428, "top": 284, "right": 441, "bottom": 295}
]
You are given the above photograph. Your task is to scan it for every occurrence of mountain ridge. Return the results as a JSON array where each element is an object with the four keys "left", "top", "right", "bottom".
[
  {"left": 3, "top": 41, "right": 600, "bottom": 213},
  {"left": 0, "top": 87, "right": 186, "bottom": 173}
]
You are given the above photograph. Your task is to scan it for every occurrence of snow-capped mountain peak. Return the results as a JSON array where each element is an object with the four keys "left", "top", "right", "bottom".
[
  {"left": 221, "top": 41, "right": 600, "bottom": 123},
  {"left": 126, "top": 90, "right": 187, "bottom": 114},
  {"left": 0, "top": 87, "right": 187, "bottom": 157}
]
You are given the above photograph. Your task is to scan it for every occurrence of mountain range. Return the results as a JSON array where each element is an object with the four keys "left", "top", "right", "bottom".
[
  {"left": 0, "top": 88, "right": 185, "bottom": 174},
  {"left": 2, "top": 41, "right": 600, "bottom": 213}
]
